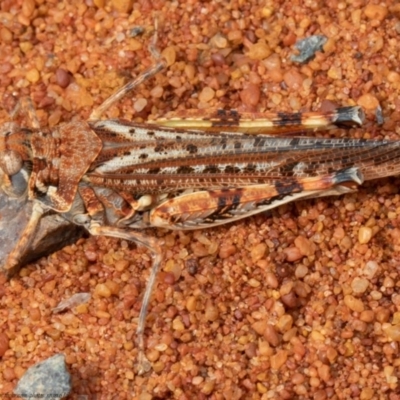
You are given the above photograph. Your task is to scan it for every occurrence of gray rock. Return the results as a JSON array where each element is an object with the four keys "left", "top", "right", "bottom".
[
  {"left": 14, "top": 353, "right": 71, "bottom": 400},
  {"left": 0, "top": 190, "right": 83, "bottom": 278},
  {"left": 291, "top": 35, "right": 328, "bottom": 64}
]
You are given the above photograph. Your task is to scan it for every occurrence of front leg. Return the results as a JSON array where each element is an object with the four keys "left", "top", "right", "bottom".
[{"left": 3, "top": 202, "right": 45, "bottom": 276}]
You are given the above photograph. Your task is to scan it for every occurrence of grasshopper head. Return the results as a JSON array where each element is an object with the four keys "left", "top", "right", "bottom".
[{"left": 0, "top": 122, "right": 30, "bottom": 198}]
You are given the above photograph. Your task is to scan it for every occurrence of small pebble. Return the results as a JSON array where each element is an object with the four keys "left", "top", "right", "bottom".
[
  {"left": 283, "top": 69, "right": 304, "bottom": 90},
  {"left": 172, "top": 317, "right": 185, "bottom": 332},
  {"left": 248, "top": 278, "right": 261, "bottom": 287},
  {"left": 111, "top": 0, "right": 133, "bottom": 13},
  {"left": 360, "top": 388, "right": 375, "bottom": 400},
  {"left": 0, "top": 332, "right": 9, "bottom": 357},
  {"left": 26, "top": 68, "right": 40, "bottom": 83},
  {"left": 164, "top": 259, "right": 182, "bottom": 281},
  {"left": 105, "top": 280, "right": 120, "bottom": 295},
  {"left": 22, "top": 0, "right": 35, "bottom": 18},
  {"left": 150, "top": 86, "right": 163, "bottom": 98},
  {"left": 358, "top": 226, "right": 373, "bottom": 244},
  {"left": 211, "top": 53, "right": 226, "bottom": 66},
  {"left": 219, "top": 244, "right": 236, "bottom": 259},
  {"left": 55, "top": 68, "right": 71, "bottom": 88},
  {"left": 318, "top": 364, "right": 331, "bottom": 382},
  {"left": 264, "top": 324, "right": 280, "bottom": 347},
  {"left": 270, "top": 350, "right": 288, "bottom": 370},
  {"left": 257, "top": 382, "right": 267, "bottom": 394},
  {"left": 327, "top": 66, "right": 342, "bottom": 80},
  {"left": 360, "top": 310, "right": 375, "bottom": 323},
  {"left": 134, "top": 98, "right": 147, "bottom": 112},
  {"left": 128, "top": 38, "right": 143, "bottom": 51},
  {"left": 284, "top": 247, "right": 303, "bottom": 262},
  {"left": 227, "top": 30, "right": 243, "bottom": 45},
  {"left": 351, "top": 278, "right": 369, "bottom": 294},
  {"left": 344, "top": 295, "right": 365, "bottom": 313},
  {"left": 362, "top": 260, "right": 379, "bottom": 278},
  {"left": 65, "top": 83, "right": 94, "bottom": 108},
  {"left": 48, "top": 110, "right": 62, "bottom": 127},
  {"left": 201, "top": 381, "right": 215, "bottom": 395},
  {"left": 198, "top": 87, "right": 215, "bottom": 103},
  {"left": 186, "top": 296, "right": 197, "bottom": 312},
  {"left": 252, "top": 320, "right": 267, "bottom": 336},
  {"left": 250, "top": 243, "right": 267, "bottom": 262},
  {"left": 247, "top": 41, "right": 271, "bottom": 60},
  {"left": 281, "top": 291, "right": 298, "bottom": 308},
  {"left": 94, "top": 283, "right": 112, "bottom": 298},
  {"left": 276, "top": 314, "right": 293, "bottom": 333},
  {"left": 265, "top": 272, "right": 279, "bottom": 288},
  {"left": 357, "top": 94, "right": 379, "bottom": 111},
  {"left": 0, "top": 27, "right": 13, "bottom": 43},
  {"left": 364, "top": 4, "right": 388, "bottom": 22},
  {"left": 210, "top": 33, "right": 228, "bottom": 49},
  {"left": 383, "top": 324, "right": 400, "bottom": 341},
  {"left": 240, "top": 83, "right": 260, "bottom": 107},
  {"left": 162, "top": 46, "right": 176, "bottom": 67},
  {"left": 294, "top": 236, "right": 315, "bottom": 257},
  {"left": 295, "top": 264, "right": 308, "bottom": 278},
  {"left": 204, "top": 301, "right": 219, "bottom": 322}
]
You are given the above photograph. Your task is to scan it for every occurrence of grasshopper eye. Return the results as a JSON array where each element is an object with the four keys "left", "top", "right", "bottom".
[{"left": 0, "top": 150, "right": 23, "bottom": 176}]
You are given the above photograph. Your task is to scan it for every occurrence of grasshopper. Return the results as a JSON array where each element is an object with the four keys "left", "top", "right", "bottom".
[{"left": 2, "top": 38, "right": 400, "bottom": 374}]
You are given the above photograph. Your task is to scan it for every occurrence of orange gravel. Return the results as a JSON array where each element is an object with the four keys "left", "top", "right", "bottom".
[{"left": 1, "top": 1, "right": 400, "bottom": 399}]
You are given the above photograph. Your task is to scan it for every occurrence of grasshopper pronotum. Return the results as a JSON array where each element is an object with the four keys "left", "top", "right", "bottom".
[{"left": 2, "top": 34, "right": 400, "bottom": 374}]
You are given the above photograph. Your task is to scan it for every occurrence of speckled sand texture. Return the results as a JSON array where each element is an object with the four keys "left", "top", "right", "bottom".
[{"left": 1, "top": 1, "right": 400, "bottom": 399}]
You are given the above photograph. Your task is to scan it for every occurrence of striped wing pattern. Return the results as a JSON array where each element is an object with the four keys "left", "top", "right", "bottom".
[{"left": 80, "top": 120, "right": 400, "bottom": 229}]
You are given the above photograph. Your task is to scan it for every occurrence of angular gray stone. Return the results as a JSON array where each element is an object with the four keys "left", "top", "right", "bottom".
[
  {"left": 14, "top": 353, "right": 71, "bottom": 400},
  {"left": 0, "top": 190, "right": 83, "bottom": 278},
  {"left": 291, "top": 35, "right": 328, "bottom": 64}
]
